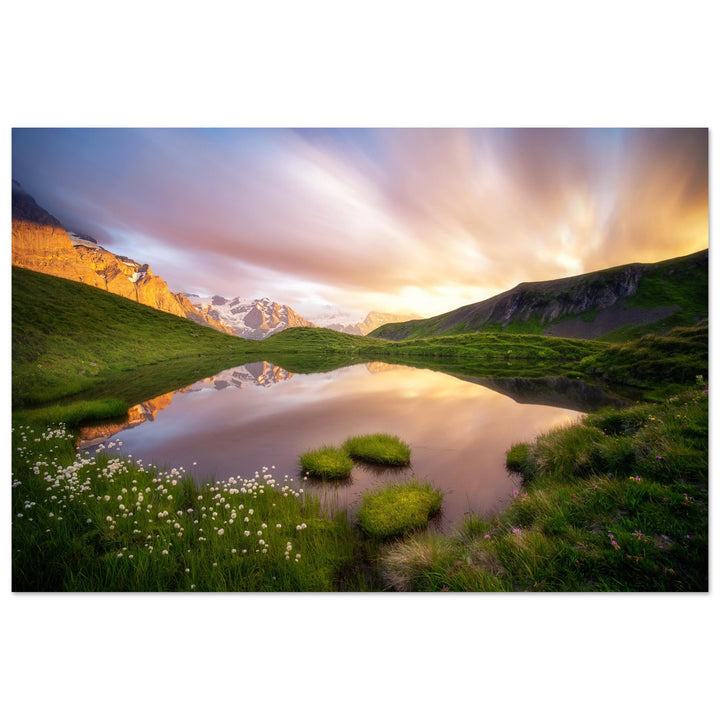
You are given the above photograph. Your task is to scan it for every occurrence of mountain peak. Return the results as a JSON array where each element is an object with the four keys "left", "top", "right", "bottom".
[{"left": 189, "top": 294, "right": 315, "bottom": 339}]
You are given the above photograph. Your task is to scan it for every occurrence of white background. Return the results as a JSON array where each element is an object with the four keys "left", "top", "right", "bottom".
[{"left": 2, "top": 2, "right": 717, "bottom": 718}]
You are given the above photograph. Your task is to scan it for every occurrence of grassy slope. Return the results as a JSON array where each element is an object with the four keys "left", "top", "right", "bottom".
[
  {"left": 369, "top": 250, "right": 708, "bottom": 342},
  {"left": 599, "top": 254, "right": 709, "bottom": 342},
  {"left": 12, "top": 266, "right": 262, "bottom": 407},
  {"left": 11, "top": 423, "right": 369, "bottom": 591}
]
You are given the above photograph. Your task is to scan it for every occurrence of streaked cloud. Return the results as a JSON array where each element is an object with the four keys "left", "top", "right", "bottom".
[{"left": 12, "top": 128, "right": 708, "bottom": 318}]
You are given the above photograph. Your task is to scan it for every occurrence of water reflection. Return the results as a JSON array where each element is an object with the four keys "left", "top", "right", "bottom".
[
  {"left": 80, "top": 361, "right": 592, "bottom": 529},
  {"left": 458, "top": 375, "right": 625, "bottom": 412}
]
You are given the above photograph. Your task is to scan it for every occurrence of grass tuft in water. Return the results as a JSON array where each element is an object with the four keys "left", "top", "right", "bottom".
[
  {"left": 298, "top": 446, "right": 354, "bottom": 481},
  {"left": 357, "top": 480, "right": 442, "bottom": 540},
  {"left": 342, "top": 433, "right": 411, "bottom": 466}
]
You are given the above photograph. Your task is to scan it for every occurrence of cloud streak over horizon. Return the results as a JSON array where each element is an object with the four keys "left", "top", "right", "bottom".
[{"left": 11, "top": 128, "right": 708, "bottom": 319}]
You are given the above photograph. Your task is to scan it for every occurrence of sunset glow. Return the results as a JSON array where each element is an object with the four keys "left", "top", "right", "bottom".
[{"left": 11, "top": 128, "right": 708, "bottom": 320}]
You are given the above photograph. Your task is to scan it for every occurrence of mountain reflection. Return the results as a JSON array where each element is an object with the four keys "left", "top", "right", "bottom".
[
  {"left": 77, "top": 361, "right": 292, "bottom": 447},
  {"left": 185, "top": 361, "right": 294, "bottom": 391}
]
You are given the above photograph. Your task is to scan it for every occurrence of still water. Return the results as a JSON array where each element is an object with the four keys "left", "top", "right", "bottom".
[{"left": 79, "top": 361, "right": 617, "bottom": 530}]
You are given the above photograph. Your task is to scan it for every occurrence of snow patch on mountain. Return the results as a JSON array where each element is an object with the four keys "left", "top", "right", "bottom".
[
  {"left": 188, "top": 295, "right": 315, "bottom": 339},
  {"left": 67, "top": 231, "right": 100, "bottom": 248}
]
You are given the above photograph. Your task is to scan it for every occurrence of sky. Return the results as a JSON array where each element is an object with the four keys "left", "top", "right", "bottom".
[{"left": 11, "top": 127, "right": 708, "bottom": 321}]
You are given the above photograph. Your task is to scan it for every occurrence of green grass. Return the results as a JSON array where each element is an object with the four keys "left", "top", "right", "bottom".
[
  {"left": 342, "top": 434, "right": 411, "bottom": 466},
  {"left": 299, "top": 446, "right": 354, "bottom": 481},
  {"left": 578, "top": 322, "right": 708, "bottom": 392},
  {"left": 357, "top": 481, "right": 443, "bottom": 540},
  {"left": 12, "top": 266, "right": 260, "bottom": 407},
  {"left": 11, "top": 422, "right": 372, "bottom": 591},
  {"left": 378, "top": 383, "right": 708, "bottom": 591},
  {"left": 12, "top": 398, "right": 130, "bottom": 429}
]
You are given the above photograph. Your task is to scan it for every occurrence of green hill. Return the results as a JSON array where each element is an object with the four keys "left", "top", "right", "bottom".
[
  {"left": 370, "top": 249, "right": 708, "bottom": 341},
  {"left": 12, "top": 266, "right": 260, "bottom": 407}
]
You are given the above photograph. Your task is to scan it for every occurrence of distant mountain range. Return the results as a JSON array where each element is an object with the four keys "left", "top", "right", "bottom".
[
  {"left": 325, "top": 311, "right": 422, "bottom": 336},
  {"left": 370, "top": 250, "right": 708, "bottom": 342},
  {"left": 186, "top": 294, "right": 316, "bottom": 340}
]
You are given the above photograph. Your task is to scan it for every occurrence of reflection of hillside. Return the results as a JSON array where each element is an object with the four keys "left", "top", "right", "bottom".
[
  {"left": 77, "top": 362, "right": 293, "bottom": 447},
  {"left": 453, "top": 375, "right": 626, "bottom": 413},
  {"left": 77, "top": 391, "right": 175, "bottom": 447}
]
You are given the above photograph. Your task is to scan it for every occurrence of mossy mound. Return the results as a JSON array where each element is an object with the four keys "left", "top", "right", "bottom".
[
  {"left": 342, "top": 433, "right": 411, "bottom": 466},
  {"left": 357, "top": 481, "right": 442, "bottom": 539},
  {"left": 299, "top": 446, "right": 353, "bottom": 481}
]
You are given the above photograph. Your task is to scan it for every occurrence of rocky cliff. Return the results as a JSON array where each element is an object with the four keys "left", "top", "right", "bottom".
[{"left": 11, "top": 182, "right": 233, "bottom": 334}]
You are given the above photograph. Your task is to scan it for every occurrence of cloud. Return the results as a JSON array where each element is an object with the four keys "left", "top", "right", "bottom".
[{"left": 11, "top": 128, "right": 708, "bottom": 317}]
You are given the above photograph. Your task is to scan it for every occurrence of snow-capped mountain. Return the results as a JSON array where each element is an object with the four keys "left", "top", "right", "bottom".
[
  {"left": 187, "top": 294, "right": 315, "bottom": 340},
  {"left": 309, "top": 305, "right": 364, "bottom": 332}
]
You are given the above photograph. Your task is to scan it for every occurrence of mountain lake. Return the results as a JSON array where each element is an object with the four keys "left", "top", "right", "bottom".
[{"left": 78, "top": 361, "right": 624, "bottom": 530}]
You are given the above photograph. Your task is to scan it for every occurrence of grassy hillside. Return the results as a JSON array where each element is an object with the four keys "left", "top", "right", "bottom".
[
  {"left": 12, "top": 266, "right": 261, "bottom": 408},
  {"left": 370, "top": 250, "right": 708, "bottom": 341},
  {"left": 260, "top": 325, "right": 606, "bottom": 379},
  {"left": 13, "top": 265, "right": 707, "bottom": 427}
]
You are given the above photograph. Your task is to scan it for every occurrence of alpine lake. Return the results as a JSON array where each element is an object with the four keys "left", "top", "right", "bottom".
[{"left": 78, "top": 360, "right": 627, "bottom": 531}]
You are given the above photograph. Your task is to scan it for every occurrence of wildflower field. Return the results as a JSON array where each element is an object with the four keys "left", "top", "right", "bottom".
[{"left": 11, "top": 424, "right": 366, "bottom": 591}]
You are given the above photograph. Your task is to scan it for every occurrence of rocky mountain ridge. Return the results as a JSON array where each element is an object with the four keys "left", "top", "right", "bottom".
[
  {"left": 370, "top": 249, "right": 708, "bottom": 341},
  {"left": 11, "top": 182, "right": 233, "bottom": 335}
]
